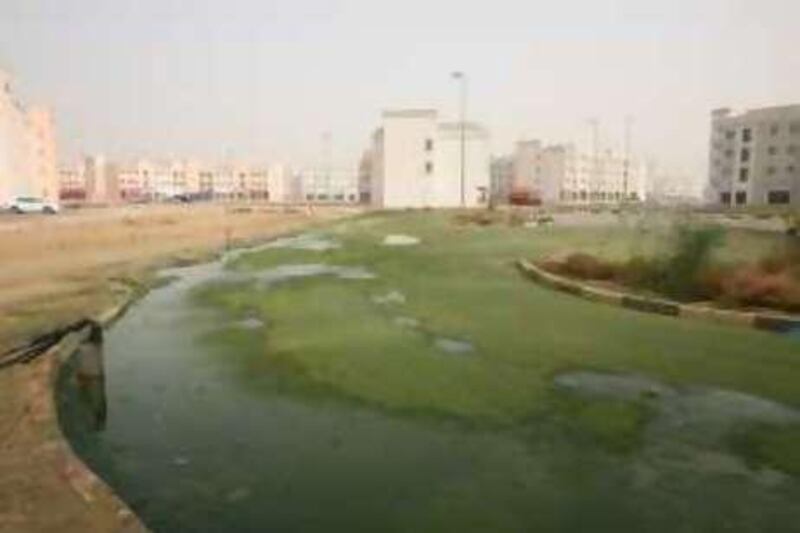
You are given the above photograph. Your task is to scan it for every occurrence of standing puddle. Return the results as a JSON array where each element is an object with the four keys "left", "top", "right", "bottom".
[
  {"left": 393, "top": 316, "right": 419, "bottom": 329},
  {"left": 554, "top": 370, "right": 800, "bottom": 478},
  {"left": 382, "top": 234, "right": 420, "bottom": 246},
  {"left": 249, "top": 264, "right": 375, "bottom": 285},
  {"left": 233, "top": 317, "right": 264, "bottom": 330},
  {"left": 434, "top": 337, "right": 475, "bottom": 355},
  {"left": 261, "top": 233, "right": 340, "bottom": 251},
  {"left": 785, "top": 325, "right": 800, "bottom": 341},
  {"left": 372, "top": 290, "right": 406, "bottom": 305}
]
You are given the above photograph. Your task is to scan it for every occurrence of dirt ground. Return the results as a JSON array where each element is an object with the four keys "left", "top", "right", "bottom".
[{"left": 0, "top": 202, "right": 356, "bottom": 532}]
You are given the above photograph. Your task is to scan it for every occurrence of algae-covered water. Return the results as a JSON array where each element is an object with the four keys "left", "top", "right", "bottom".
[{"left": 57, "top": 220, "right": 800, "bottom": 532}]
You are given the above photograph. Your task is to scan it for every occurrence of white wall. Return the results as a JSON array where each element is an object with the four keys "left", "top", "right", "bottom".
[
  {"left": 435, "top": 124, "right": 490, "bottom": 207},
  {"left": 381, "top": 110, "right": 438, "bottom": 208},
  {"left": 374, "top": 110, "right": 490, "bottom": 208}
]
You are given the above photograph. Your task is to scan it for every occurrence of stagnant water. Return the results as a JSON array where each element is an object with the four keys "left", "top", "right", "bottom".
[{"left": 57, "top": 252, "right": 800, "bottom": 532}]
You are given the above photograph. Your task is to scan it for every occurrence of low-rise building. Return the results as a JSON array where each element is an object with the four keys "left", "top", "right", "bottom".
[
  {"left": 708, "top": 105, "right": 800, "bottom": 207},
  {"left": 296, "top": 169, "right": 359, "bottom": 203},
  {"left": 0, "top": 69, "right": 59, "bottom": 204},
  {"left": 366, "top": 109, "right": 490, "bottom": 208},
  {"left": 507, "top": 140, "right": 647, "bottom": 204},
  {"left": 60, "top": 157, "right": 294, "bottom": 204}
]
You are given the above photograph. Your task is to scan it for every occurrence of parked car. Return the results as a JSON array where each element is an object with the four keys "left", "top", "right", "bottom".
[{"left": 3, "top": 196, "right": 60, "bottom": 214}]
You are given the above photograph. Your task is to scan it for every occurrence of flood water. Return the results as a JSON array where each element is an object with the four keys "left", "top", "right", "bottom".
[{"left": 57, "top": 248, "right": 800, "bottom": 532}]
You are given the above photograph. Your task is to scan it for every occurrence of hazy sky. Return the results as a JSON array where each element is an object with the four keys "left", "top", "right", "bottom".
[{"left": 1, "top": 0, "right": 798, "bottom": 178}]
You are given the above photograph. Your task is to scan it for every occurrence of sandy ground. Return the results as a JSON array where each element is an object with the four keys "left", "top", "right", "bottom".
[{"left": 0, "top": 202, "right": 356, "bottom": 532}]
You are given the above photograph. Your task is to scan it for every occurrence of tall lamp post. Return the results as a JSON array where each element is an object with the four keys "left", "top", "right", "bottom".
[
  {"left": 623, "top": 115, "right": 633, "bottom": 206},
  {"left": 451, "top": 71, "right": 467, "bottom": 207}
]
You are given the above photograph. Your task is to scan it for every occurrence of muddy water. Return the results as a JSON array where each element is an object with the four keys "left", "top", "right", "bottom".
[{"left": 57, "top": 252, "right": 800, "bottom": 532}]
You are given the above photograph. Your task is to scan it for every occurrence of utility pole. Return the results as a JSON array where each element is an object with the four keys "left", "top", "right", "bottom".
[
  {"left": 451, "top": 71, "right": 467, "bottom": 207},
  {"left": 623, "top": 115, "right": 633, "bottom": 205},
  {"left": 321, "top": 130, "right": 331, "bottom": 201},
  {"left": 588, "top": 118, "right": 599, "bottom": 204}
]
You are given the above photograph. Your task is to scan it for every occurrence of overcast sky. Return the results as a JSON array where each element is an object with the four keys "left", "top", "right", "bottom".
[{"left": 1, "top": 0, "right": 798, "bottom": 179}]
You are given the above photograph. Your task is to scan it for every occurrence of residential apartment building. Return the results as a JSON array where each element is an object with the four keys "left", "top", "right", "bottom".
[
  {"left": 296, "top": 168, "right": 359, "bottom": 203},
  {"left": 508, "top": 140, "right": 647, "bottom": 204},
  {"left": 60, "top": 157, "right": 292, "bottom": 203},
  {"left": 708, "top": 105, "right": 800, "bottom": 207},
  {"left": 84, "top": 155, "right": 120, "bottom": 204},
  {"left": 367, "top": 109, "right": 490, "bottom": 208},
  {"left": 0, "top": 69, "right": 58, "bottom": 204}
]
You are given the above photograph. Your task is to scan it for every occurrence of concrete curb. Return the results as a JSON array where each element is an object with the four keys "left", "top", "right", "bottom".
[
  {"left": 516, "top": 259, "right": 800, "bottom": 335},
  {"left": 44, "top": 289, "right": 148, "bottom": 532}
]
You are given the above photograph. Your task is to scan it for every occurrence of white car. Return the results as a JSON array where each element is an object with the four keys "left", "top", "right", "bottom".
[{"left": 3, "top": 196, "right": 60, "bottom": 214}]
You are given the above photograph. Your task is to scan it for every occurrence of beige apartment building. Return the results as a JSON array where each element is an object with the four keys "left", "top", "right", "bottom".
[
  {"left": 508, "top": 140, "right": 647, "bottom": 204},
  {"left": 59, "top": 157, "right": 292, "bottom": 203},
  {"left": 0, "top": 69, "right": 58, "bottom": 204},
  {"left": 708, "top": 105, "right": 800, "bottom": 207}
]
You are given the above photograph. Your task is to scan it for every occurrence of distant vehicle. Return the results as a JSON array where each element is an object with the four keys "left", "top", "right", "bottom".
[
  {"left": 508, "top": 189, "right": 542, "bottom": 206},
  {"left": 3, "top": 196, "right": 60, "bottom": 214},
  {"left": 167, "top": 193, "right": 193, "bottom": 204}
]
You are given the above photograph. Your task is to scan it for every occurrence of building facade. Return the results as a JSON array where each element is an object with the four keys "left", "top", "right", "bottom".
[
  {"left": 489, "top": 155, "right": 513, "bottom": 204},
  {"left": 60, "top": 157, "right": 294, "bottom": 204},
  {"left": 295, "top": 168, "right": 359, "bottom": 203},
  {"left": 508, "top": 140, "right": 647, "bottom": 204},
  {"left": 367, "top": 109, "right": 490, "bottom": 208},
  {"left": 0, "top": 69, "right": 59, "bottom": 204},
  {"left": 708, "top": 105, "right": 800, "bottom": 207}
]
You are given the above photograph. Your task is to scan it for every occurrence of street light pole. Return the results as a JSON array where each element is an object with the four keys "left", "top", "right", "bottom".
[
  {"left": 623, "top": 115, "right": 633, "bottom": 206},
  {"left": 451, "top": 71, "right": 467, "bottom": 207}
]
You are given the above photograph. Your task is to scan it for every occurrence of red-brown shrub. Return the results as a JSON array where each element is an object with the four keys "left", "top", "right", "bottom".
[
  {"left": 562, "top": 253, "right": 617, "bottom": 280},
  {"left": 721, "top": 266, "right": 800, "bottom": 312}
]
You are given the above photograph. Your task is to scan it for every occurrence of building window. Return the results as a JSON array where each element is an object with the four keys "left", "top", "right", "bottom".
[
  {"left": 768, "top": 145, "right": 778, "bottom": 156},
  {"left": 766, "top": 166, "right": 776, "bottom": 176},
  {"left": 742, "top": 128, "right": 752, "bottom": 142},
  {"left": 725, "top": 130, "right": 735, "bottom": 140},
  {"left": 739, "top": 168, "right": 749, "bottom": 182},
  {"left": 790, "top": 121, "right": 800, "bottom": 135},
  {"left": 767, "top": 190, "right": 791, "bottom": 204},
  {"left": 788, "top": 165, "right": 796, "bottom": 174},
  {"left": 770, "top": 124, "right": 779, "bottom": 136},
  {"left": 424, "top": 139, "right": 433, "bottom": 151},
  {"left": 425, "top": 161, "right": 433, "bottom": 174},
  {"left": 724, "top": 149, "right": 734, "bottom": 158},
  {"left": 735, "top": 191, "right": 747, "bottom": 205},
  {"left": 740, "top": 148, "right": 750, "bottom": 162},
  {"left": 720, "top": 192, "right": 731, "bottom": 205},
  {"left": 788, "top": 145, "right": 797, "bottom": 155}
]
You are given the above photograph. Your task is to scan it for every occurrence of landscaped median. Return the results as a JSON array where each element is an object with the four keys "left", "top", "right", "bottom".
[{"left": 517, "top": 259, "right": 800, "bottom": 334}]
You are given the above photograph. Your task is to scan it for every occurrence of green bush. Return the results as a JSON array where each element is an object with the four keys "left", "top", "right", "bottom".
[{"left": 658, "top": 224, "right": 725, "bottom": 299}]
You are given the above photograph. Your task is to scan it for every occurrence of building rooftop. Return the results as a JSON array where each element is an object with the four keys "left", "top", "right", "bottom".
[
  {"left": 438, "top": 121, "right": 489, "bottom": 136},
  {"left": 382, "top": 109, "right": 438, "bottom": 119},
  {"left": 712, "top": 104, "right": 800, "bottom": 119}
]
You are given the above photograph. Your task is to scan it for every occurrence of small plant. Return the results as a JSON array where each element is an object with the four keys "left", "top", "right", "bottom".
[
  {"left": 561, "top": 253, "right": 616, "bottom": 280},
  {"left": 656, "top": 224, "right": 725, "bottom": 300}
]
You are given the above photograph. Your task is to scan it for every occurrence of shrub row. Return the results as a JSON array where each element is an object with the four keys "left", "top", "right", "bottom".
[{"left": 540, "top": 225, "right": 800, "bottom": 313}]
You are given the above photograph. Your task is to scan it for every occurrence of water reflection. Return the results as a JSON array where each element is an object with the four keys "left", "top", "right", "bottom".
[{"left": 71, "top": 323, "right": 107, "bottom": 431}]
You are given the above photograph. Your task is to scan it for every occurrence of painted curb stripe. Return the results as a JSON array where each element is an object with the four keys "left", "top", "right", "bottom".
[{"left": 517, "top": 259, "right": 799, "bottom": 334}]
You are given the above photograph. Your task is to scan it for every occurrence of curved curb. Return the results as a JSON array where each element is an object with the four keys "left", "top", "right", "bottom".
[
  {"left": 516, "top": 259, "right": 800, "bottom": 334},
  {"left": 44, "top": 291, "right": 149, "bottom": 532}
]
